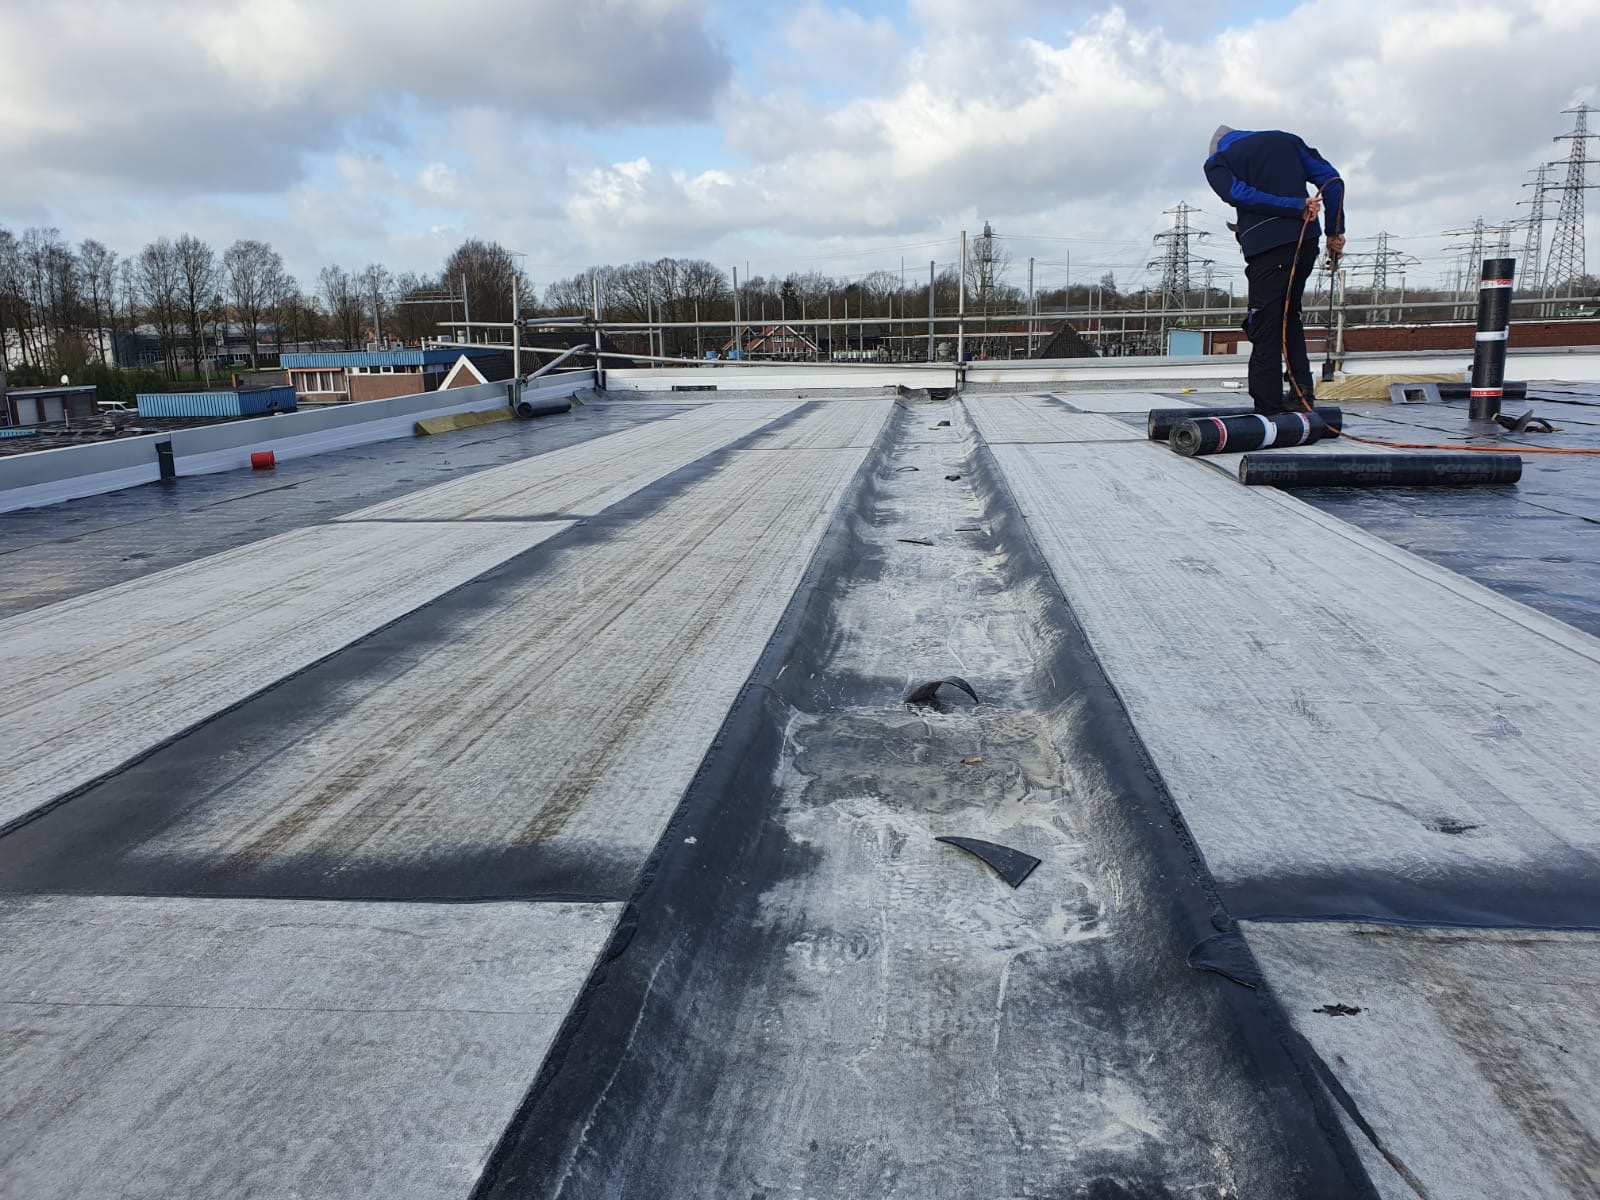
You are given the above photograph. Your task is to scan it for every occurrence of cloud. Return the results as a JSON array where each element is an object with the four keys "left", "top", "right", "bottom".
[
  {"left": 3, "top": 0, "right": 1597, "bottom": 291},
  {"left": 567, "top": 8, "right": 1180, "bottom": 249},
  {"left": 562, "top": 0, "right": 1600, "bottom": 281},
  {"left": 0, "top": 0, "right": 731, "bottom": 199}
]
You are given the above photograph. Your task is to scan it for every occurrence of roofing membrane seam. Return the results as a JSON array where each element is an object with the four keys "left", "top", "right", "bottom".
[{"left": 3, "top": 383, "right": 1599, "bottom": 1198}]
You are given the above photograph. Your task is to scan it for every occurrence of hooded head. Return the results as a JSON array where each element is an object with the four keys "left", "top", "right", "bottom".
[{"left": 1209, "top": 125, "right": 1235, "bottom": 156}]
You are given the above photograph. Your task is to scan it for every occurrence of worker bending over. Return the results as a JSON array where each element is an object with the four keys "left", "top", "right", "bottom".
[{"left": 1205, "top": 126, "right": 1346, "bottom": 414}]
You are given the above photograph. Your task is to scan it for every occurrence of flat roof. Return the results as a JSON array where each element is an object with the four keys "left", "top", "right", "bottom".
[
  {"left": 133, "top": 386, "right": 294, "bottom": 398},
  {"left": 2, "top": 383, "right": 1598, "bottom": 1197},
  {"left": 281, "top": 347, "right": 498, "bottom": 369},
  {"left": 0, "top": 411, "right": 283, "bottom": 458}
]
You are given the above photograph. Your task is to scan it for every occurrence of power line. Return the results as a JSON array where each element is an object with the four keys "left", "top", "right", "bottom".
[
  {"left": 1492, "top": 218, "right": 1514, "bottom": 258},
  {"left": 1546, "top": 102, "right": 1599, "bottom": 297},
  {"left": 1519, "top": 162, "right": 1553, "bottom": 293},
  {"left": 994, "top": 234, "right": 1157, "bottom": 247},
  {"left": 1357, "top": 232, "right": 1420, "bottom": 321},
  {"left": 1445, "top": 217, "right": 1490, "bottom": 316},
  {"left": 1149, "top": 202, "right": 1212, "bottom": 314}
]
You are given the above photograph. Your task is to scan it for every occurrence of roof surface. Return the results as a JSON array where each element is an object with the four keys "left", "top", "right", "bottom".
[
  {"left": 281, "top": 347, "right": 500, "bottom": 368},
  {"left": 0, "top": 412, "right": 286, "bottom": 459},
  {"left": 1, "top": 383, "right": 1597, "bottom": 1199}
]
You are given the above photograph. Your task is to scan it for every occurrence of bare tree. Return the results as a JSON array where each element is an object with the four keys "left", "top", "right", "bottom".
[
  {"left": 137, "top": 238, "right": 184, "bottom": 378},
  {"left": 79, "top": 240, "right": 117, "bottom": 365},
  {"left": 172, "top": 234, "right": 219, "bottom": 376},
  {"left": 741, "top": 274, "right": 781, "bottom": 322},
  {"left": 273, "top": 278, "right": 322, "bottom": 355},
  {"left": 649, "top": 258, "right": 684, "bottom": 319},
  {"left": 115, "top": 258, "right": 139, "bottom": 363},
  {"left": 679, "top": 260, "right": 731, "bottom": 316},
  {"left": 263, "top": 262, "right": 297, "bottom": 356},
  {"left": 587, "top": 264, "right": 624, "bottom": 321},
  {"left": 18, "top": 229, "right": 51, "bottom": 358},
  {"left": 388, "top": 273, "right": 452, "bottom": 345},
  {"left": 543, "top": 273, "right": 593, "bottom": 316},
  {"left": 355, "top": 263, "right": 392, "bottom": 344},
  {"left": 440, "top": 238, "right": 528, "bottom": 331},
  {"left": 607, "top": 261, "right": 655, "bottom": 322},
  {"left": 0, "top": 226, "right": 26, "bottom": 369},
  {"left": 860, "top": 270, "right": 899, "bottom": 315},
  {"left": 223, "top": 239, "right": 282, "bottom": 367},
  {"left": 18, "top": 228, "right": 80, "bottom": 367},
  {"left": 318, "top": 265, "right": 362, "bottom": 349},
  {"left": 285, "top": 287, "right": 325, "bottom": 353},
  {"left": 537, "top": 258, "right": 732, "bottom": 356}
]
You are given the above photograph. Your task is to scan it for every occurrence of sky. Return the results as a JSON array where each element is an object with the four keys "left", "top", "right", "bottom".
[{"left": 1, "top": 0, "right": 1597, "bottom": 297}]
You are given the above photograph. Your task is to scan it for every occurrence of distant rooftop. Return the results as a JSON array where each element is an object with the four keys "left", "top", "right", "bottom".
[
  {"left": 136, "top": 386, "right": 296, "bottom": 419},
  {"left": 4, "top": 385, "right": 99, "bottom": 397},
  {"left": 0, "top": 411, "right": 284, "bottom": 458},
  {"left": 281, "top": 347, "right": 499, "bottom": 369}
]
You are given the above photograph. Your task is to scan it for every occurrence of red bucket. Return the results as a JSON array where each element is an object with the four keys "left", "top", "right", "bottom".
[{"left": 250, "top": 450, "right": 276, "bottom": 470}]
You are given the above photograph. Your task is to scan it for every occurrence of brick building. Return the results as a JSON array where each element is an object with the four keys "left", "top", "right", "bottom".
[
  {"left": 3, "top": 384, "right": 100, "bottom": 427},
  {"left": 279, "top": 348, "right": 513, "bottom": 405}
]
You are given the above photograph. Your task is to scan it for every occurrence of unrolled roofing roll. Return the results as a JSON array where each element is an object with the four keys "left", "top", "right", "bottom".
[
  {"left": 1168, "top": 411, "right": 1330, "bottom": 457},
  {"left": 1147, "top": 406, "right": 1342, "bottom": 440},
  {"left": 1238, "top": 452, "right": 1523, "bottom": 487},
  {"left": 516, "top": 397, "right": 574, "bottom": 418}
]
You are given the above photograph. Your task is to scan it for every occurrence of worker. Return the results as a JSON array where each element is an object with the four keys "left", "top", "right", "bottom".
[{"left": 1204, "top": 126, "right": 1345, "bottom": 414}]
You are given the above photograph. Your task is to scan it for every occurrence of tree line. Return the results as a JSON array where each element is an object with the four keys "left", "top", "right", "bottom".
[
  {"left": 1, "top": 222, "right": 1025, "bottom": 379},
  {"left": 548, "top": 259, "right": 1041, "bottom": 327},
  {"left": 0, "top": 225, "right": 533, "bottom": 383},
  {"left": 3, "top": 216, "right": 1213, "bottom": 384}
]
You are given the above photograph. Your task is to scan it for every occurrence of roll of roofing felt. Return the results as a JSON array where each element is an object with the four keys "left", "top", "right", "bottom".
[
  {"left": 1239, "top": 453, "right": 1523, "bottom": 487},
  {"left": 1168, "top": 411, "right": 1329, "bottom": 457},
  {"left": 516, "top": 397, "right": 574, "bottom": 418},
  {"left": 1148, "top": 406, "right": 1342, "bottom": 440},
  {"left": 1148, "top": 406, "right": 1252, "bottom": 439}
]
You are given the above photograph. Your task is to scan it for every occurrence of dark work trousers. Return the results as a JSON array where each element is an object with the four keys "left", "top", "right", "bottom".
[{"left": 1244, "top": 239, "right": 1320, "bottom": 414}]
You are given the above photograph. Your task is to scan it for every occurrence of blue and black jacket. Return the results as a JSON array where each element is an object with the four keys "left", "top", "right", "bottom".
[{"left": 1204, "top": 129, "right": 1344, "bottom": 259}]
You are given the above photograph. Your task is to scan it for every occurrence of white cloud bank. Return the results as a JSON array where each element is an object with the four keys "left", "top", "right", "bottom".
[
  {"left": 0, "top": 0, "right": 730, "bottom": 197},
  {"left": 566, "top": 2, "right": 1599, "bottom": 263},
  {"left": 2, "top": 0, "right": 1596, "bottom": 285}
]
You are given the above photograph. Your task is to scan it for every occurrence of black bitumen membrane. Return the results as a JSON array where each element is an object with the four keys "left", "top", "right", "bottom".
[
  {"left": 12, "top": 385, "right": 1600, "bottom": 1195},
  {"left": 471, "top": 401, "right": 1378, "bottom": 1199},
  {"left": 1301, "top": 396, "right": 1600, "bottom": 638},
  {"left": 0, "top": 402, "right": 690, "bottom": 618},
  {"left": 1146, "top": 391, "right": 1600, "bottom": 638},
  {"left": 1122, "top": 388, "right": 1600, "bottom": 939},
  {"left": 1, "top": 395, "right": 1383, "bottom": 1196},
  {"left": 1227, "top": 859, "right": 1600, "bottom": 930},
  {"left": 0, "top": 403, "right": 814, "bottom": 896}
]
